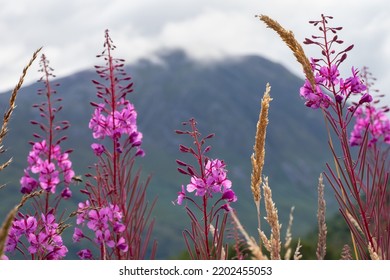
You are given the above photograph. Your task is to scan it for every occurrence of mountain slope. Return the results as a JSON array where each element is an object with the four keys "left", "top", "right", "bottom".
[{"left": 0, "top": 50, "right": 337, "bottom": 258}]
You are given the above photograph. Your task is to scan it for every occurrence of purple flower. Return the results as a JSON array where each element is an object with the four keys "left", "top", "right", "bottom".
[
  {"left": 75, "top": 202, "right": 128, "bottom": 256},
  {"left": 187, "top": 176, "right": 206, "bottom": 196},
  {"left": 76, "top": 200, "right": 91, "bottom": 225},
  {"left": 221, "top": 189, "right": 237, "bottom": 202},
  {"left": 91, "top": 143, "right": 106, "bottom": 156},
  {"left": 182, "top": 157, "right": 236, "bottom": 205},
  {"left": 20, "top": 172, "right": 39, "bottom": 194},
  {"left": 61, "top": 187, "right": 72, "bottom": 199},
  {"left": 319, "top": 64, "right": 339, "bottom": 86},
  {"left": 350, "top": 105, "right": 390, "bottom": 146},
  {"left": 95, "top": 229, "right": 115, "bottom": 247},
  {"left": 116, "top": 237, "right": 128, "bottom": 252},
  {"left": 32, "top": 140, "right": 47, "bottom": 154},
  {"left": 176, "top": 185, "right": 186, "bottom": 205},
  {"left": 205, "top": 159, "right": 232, "bottom": 193},
  {"left": 89, "top": 105, "right": 107, "bottom": 139},
  {"left": 358, "top": 93, "right": 373, "bottom": 105},
  {"left": 27, "top": 232, "right": 48, "bottom": 255},
  {"left": 77, "top": 249, "right": 93, "bottom": 260},
  {"left": 299, "top": 79, "right": 332, "bottom": 109},
  {"left": 73, "top": 228, "right": 85, "bottom": 242},
  {"left": 13, "top": 216, "right": 37, "bottom": 235},
  {"left": 46, "top": 244, "right": 68, "bottom": 260},
  {"left": 5, "top": 232, "right": 19, "bottom": 252},
  {"left": 348, "top": 67, "right": 367, "bottom": 94},
  {"left": 39, "top": 160, "right": 60, "bottom": 193}
]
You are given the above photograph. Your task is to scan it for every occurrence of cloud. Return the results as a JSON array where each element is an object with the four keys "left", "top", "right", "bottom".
[{"left": 0, "top": 0, "right": 389, "bottom": 107}]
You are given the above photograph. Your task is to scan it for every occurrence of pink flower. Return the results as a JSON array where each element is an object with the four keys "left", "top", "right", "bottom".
[
  {"left": 27, "top": 232, "right": 48, "bottom": 255},
  {"left": 358, "top": 93, "right": 373, "bottom": 105},
  {"left": 13, "top": 216, "right": 37, "bottom": 235},
  {"left": 187, "top": 176, "right": 206, "bottom": 196},
  {"left": 77, "top": 249, "right": 93, "bottom": 260},
  {"left": 91, "top": 143, "right": 106, "bottom": 156},
  {"left": 61, "top": 187, "right": 72, "bottom": 199},
  {"left": 76, "top": 200, "right": 91, "bottom": 225},
  {"left": 176, "top": 185, "right": 186, "bottom": 205},
  {"left": 299, "top": 79, "right": 332, "bottom": 109},
  {"left": 350, "top": 105, "right": 390, "bottom": 146},
  {"left": 221, "top": 189, "right": 237, "bottom": 202},
  {"left": 20, "top": 172, "right": 39, "bottom": 194},
  {"left": 183, "top": 158, "right": 236, "bottom": 203},
  {"left": 95, "top": 229, "right": 115, "bottom": 247},
  {"left": 39, "top": 160, "right": 60, "bottom": 193},
  {"left": 319, "top": 64, "right": 339, "bottom": 86},
  {"left": 116, "top": 237, "right": 128, "bottom": 252},
  {"left": 89, "top": 105, "right": 107, "bottom": 139},
  {"left": 73, "top": 228, "right": 85, "bottom": 242},
  {"left": 32, "top": 140, "right": 47, "bottom": 154}
]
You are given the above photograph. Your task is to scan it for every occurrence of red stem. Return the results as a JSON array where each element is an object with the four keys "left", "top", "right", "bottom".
[
  {"left": 190, "top": 119, "right": 210, "bottom": 258},
  {"left": 42, "top": 55, "right": 54, "bottom": 214},
  {"left": 320, "top": 16, "right": 374, "bottom": 251}
]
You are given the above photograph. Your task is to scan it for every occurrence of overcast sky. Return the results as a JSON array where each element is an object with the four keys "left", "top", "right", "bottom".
[{"left": 1, "top": 0, "right": 389, "bottom": 105}]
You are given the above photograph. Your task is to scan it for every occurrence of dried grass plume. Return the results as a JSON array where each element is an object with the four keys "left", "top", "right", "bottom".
[
  {"left": 258, "top": 15, "right": 316, "bottom": 91},
  {"left": 0, "top": 47, "right": 42, "bottom": 172},
  {"left": 251, "top": 83, "right": 272, "bottom": 204},
  {"left": 316, "top": 174, "right": 327, "bottom": 260},
  {"left": 0, "top": 47, "right": 42, "bottom": 258},
  {"left": 259, "top": 176, "right": 281, "bottom": 260}
]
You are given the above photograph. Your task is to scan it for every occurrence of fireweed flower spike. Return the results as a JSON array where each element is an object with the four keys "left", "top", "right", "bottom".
[
  {"left": 350, "top": 67, "right": 390, "bottom": 147},
  {"left": 5, "top": 54, "right": 74, "bottom": 259},
  {"left": 75, "top": 30, "right": 156, "bottom": 260},
  {"left": 301, "top": 15, "right": 390, "bottom": 259},
  {"left": 175, "top": 118, "right": 236, "bottom": 259},
  {"left": 301, "top": 16, "right": 371, "bottom": 114},
  {"left": 271, "top": 14, "right": 388, "bottom": 259}
]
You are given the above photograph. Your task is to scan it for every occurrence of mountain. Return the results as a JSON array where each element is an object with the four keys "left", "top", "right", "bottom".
[{"left": 0, "top": 50, "right": 338, "bottom": 259}]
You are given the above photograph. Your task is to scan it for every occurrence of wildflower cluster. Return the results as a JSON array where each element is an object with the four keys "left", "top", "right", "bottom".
[
  {"left": 21, "top": 140, "right": 74, "bottom": 197},
  {"left": 300, "top": 15, "right": 372, "bottom": 110},
  {"left": 176, "top": 119, "right": 237, "bottom": 209},
  {"left": 6, "top": 213, "right": 67, "bottom": 259},
  {"left": 73, "top": 201, "right": 128, "bottom": 259},
  {"left": 350, "top": 105, "right": 390, "bottom": 146},
  {"left": 175, "top": 118, "right": 236, "bottom": 259},
  {"left": 4, "top": 54, "right": 73, "bottom": 260},
  {"left": 350, "top": 67, "right": 390, "bottom": 147},
  {"left": 178, "top": 158, "right": 236, "bottom": 205},
  {"left": 89, "top": 100, "right": 143, "bottom": 156},
  {"left": 76, "top": 30, "right": 156, "bottom": 260},
  {"left": 89, "top": 30, "right": 144, "bottom": 158},
  {"left": 20, "top": 54, "right": 74, "bottom": 197},
  {"left": 299, "top": 15, "right": 389, "bottom": 259}
]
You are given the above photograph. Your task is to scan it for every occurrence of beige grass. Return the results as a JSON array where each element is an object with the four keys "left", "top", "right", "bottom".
[
  {"left": 250, "top": 83, "right": 272, "bottom": 247},
  {"left": 293, "top": 239, "right": 303, "bottom": 260},
  {"left": 284, "top": 206, "right": 295, "bottom": 260},
  {"left": 230, "top": 210, "right": 267, "bottom": 260},
  {"left": 259, "top": 177, "right": 281, "bottom": 260},
  {"left": 258, "top": 15, "right": 316, "bottom": 91},
  {"left": 250, "top": 83, "right": 272, "bottom": 204},
  {"left": 0, "top": 47, "right": 42, "bottom": 258},
  {"left": 0, "top": 47, "right": 42, "bottom": 172},
  {"left": 316, "top": 174, "right": 327, "bottom": 260}
]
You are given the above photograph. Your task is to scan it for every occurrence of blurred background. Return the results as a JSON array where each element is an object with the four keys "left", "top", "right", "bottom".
[{"left": 0, "top": 0, "right": 388, "bottom": 259}]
